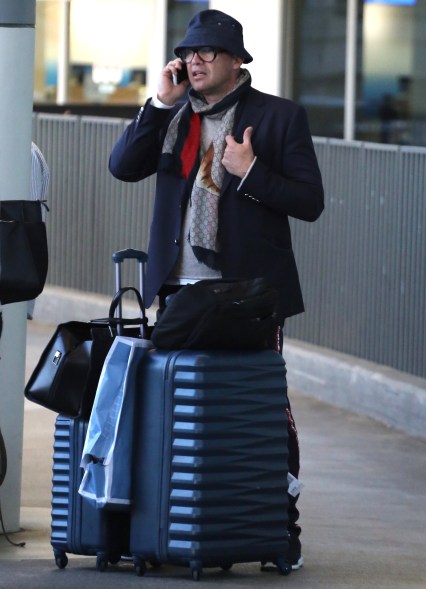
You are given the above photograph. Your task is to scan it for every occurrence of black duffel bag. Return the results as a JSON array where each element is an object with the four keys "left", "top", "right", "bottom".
[{"left": 151, "top": 278, "right": 279, "bottom": 350}]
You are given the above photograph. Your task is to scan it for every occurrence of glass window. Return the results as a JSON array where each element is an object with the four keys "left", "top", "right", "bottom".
[
  {"left": 34, "top": 1, "right": 61, "bottom": 103},
  {"left": 35, "top": 0, "right": 154, "bottom": 109},
  {"left": 293, "top": 0, "right": 426, "bottom": 146},
  {"left": 293, "top": 0, "right": 354, "bottom": 139},
  {"left": 70, "top": 0, "right": 153, "bottom": 105},
  {"left": 166, "top": 0, "right": 209, "bottom": 61},
  {"left": 359, "top": 0, "right": 426, "bottom": 146}
]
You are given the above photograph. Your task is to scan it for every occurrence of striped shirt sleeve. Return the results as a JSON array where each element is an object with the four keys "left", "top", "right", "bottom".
[{"left": 31, "top": 142, "right": 50, "bottom": 201}]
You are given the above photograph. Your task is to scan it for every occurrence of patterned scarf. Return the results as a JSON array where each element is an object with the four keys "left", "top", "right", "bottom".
[{"left": 161, "top": 70, "right": 251, "bottom": 268}]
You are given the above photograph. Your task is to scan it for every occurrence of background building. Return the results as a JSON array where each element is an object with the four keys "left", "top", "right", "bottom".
[{"left": 33, "top": 0, "right": 426, "bottom": 146}]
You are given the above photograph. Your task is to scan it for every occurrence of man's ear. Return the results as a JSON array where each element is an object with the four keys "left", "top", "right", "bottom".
[{"left": 232, "top": 56, "right": 244, "bottom": 70}]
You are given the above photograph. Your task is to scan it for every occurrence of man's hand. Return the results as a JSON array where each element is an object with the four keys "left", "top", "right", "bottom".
[
  {"left": 222, "top": 127, "right": 255, "bottom": 178},
  {"left": 157, "top": 59, "right": 190, "bottom": 106}
]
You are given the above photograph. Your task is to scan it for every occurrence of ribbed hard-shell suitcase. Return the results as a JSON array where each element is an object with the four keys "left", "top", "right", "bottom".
[
  {"left": 130, "top": 348, "right": 292, "bottom": 580},
  {"left": 51, "top": 415, "right": 130, "bottom": 570},
  {"left": 50, "top": 250, "right": 147, "bottom": 571}
]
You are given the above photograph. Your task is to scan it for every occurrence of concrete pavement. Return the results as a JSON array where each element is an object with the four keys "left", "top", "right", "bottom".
[{"left": 0, "top": 313, "right": 425, "bottom": 588}]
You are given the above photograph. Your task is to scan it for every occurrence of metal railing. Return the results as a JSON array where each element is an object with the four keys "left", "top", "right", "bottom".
[{"left": 32, "top": 113, "right": 426, "bottom": 379}]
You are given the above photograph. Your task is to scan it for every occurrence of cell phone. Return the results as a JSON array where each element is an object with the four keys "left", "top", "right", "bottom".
[{"left": 173, "top": 63, "right": 189, "bottom": 86}]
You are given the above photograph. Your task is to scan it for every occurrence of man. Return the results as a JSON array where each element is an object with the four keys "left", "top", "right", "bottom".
[{"left": 109, "top": 9, "right": 324, "bottom": 570}]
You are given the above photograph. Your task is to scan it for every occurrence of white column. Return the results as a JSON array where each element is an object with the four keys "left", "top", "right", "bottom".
[
  {"left": 146, "top": 0, "right": 167, "bottom": 99},
  {"left": 56, "top": 0, "right": 70, "bottom": 105},
  {"left": 344, "top": 0, "right": 358, "bottom": 141},
  {"left": 0, "top": 1, "right": 35, "bottom": 533}
]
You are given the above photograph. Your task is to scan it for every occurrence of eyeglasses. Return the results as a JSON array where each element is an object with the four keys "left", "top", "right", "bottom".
[{"left": 178, "top": 47, "right": 223, "bottom": 64}]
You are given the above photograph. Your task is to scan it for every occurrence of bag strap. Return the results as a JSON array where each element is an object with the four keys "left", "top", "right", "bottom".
[
  {"left": 109, "top": 286, "right": 149, "bottom": 338},
  {"left": 0, "top": 427, "right": 25, "bottom": 547},
  {"left": 0, "top": 426, "right": 6, "bottom": 488}
]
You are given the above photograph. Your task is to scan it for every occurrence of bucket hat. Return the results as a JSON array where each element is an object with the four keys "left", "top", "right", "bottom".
[{"left": 174, "top": 10, "right": 253, "bottom": 64}]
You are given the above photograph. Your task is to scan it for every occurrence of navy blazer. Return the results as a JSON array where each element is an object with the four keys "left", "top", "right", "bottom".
[{"left": 109, "top": 87, "right": 324, "bottom": 321}]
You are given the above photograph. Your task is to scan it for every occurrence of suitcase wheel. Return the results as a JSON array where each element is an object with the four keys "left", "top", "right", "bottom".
[
  {"left": 55, "top": 554, "right": 68, "bottom": 569},
  {"left": 274, "top": 556, "right": 292, "bottom": 577},
  {"left": 135, "top": 560, "right": 147, "bottom": 577},
  {"left": 109, "top": 554, "right": 121, "bottom": 565},
  {"left": 96, "top": 553, "right": 109, "bottom": 572},
  {"left": 260, "top": 558, "right": 292, "bottom": 576},
  {"left": 53, "top": 549, "right": 68, "bottom": 569},
  {"left": 220, "top": 563, "right": 233, "bottom": 572},
  {"left": 189, "top": 560, "right": 202, "bottom": 582}
]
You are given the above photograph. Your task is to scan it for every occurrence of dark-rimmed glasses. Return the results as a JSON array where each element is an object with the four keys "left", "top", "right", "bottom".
[{"left": 178, "top": 47, "right": 223, "bottom": 64}]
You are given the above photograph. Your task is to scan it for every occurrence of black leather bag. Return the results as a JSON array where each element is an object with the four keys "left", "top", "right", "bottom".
[
  {"left": 0, "top": 200, "right": 48, "bottom": 305},
  {"left": 25, "top": 286, "right": 149, "bottom": 418},
  {"left": 151, "top": 278, "right": 279, "bottom": 350}
]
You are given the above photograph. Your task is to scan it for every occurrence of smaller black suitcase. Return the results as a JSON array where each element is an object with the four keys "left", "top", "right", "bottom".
[{"left": 51, "top": 415, "right": 130, "bottom": 570}]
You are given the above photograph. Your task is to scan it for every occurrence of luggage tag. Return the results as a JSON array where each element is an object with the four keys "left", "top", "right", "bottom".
[{"left": 287, "top": 473, "right": 304, "bottom": 497}]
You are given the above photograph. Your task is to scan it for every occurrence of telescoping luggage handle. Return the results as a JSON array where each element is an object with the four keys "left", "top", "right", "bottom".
[{"left": 112, "top": 249, "right": 148, "bottom": 336}]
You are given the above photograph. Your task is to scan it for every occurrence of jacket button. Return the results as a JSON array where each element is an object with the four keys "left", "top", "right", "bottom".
[{"left": 174, "top": 239, "right": 179, "bottom": 246}]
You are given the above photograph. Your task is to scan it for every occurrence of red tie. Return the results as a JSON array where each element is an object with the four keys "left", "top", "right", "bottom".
[{"left": 181, "top": 112, "right": 201, "bottom": 179}]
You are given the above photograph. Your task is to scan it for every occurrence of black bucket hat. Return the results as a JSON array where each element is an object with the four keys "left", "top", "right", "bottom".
[{"left": 174, "top": 10, "right": 253, "bottom": 64}]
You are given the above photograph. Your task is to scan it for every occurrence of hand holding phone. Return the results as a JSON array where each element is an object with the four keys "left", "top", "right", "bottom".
[{"left": 173, "top": 63, "right": 189, "bottom": 86}]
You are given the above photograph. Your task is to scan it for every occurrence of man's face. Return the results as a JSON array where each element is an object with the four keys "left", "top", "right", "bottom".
[{"left": 187, "top": 51, "right": 244, "bottom": 104}]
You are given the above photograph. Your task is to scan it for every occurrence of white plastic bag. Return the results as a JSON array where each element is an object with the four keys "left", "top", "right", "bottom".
[{"left": 78, "top": 336, "right": 152, "bottom": 509}]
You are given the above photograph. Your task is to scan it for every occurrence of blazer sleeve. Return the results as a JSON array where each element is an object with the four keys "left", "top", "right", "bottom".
[
  {"left": 109, "top": 99, "right": 174, "bottom": 182},
  {"left": 239, "top": 104, "right": 324, "bottom": 222}
]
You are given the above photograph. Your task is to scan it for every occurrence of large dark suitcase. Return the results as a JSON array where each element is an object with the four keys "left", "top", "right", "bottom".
[
  {"left": 130, "top": 348, "right": 292, "bottom": 580},
  {"left": 51, "top": 415, "right": 130, "bottom": 570}
]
